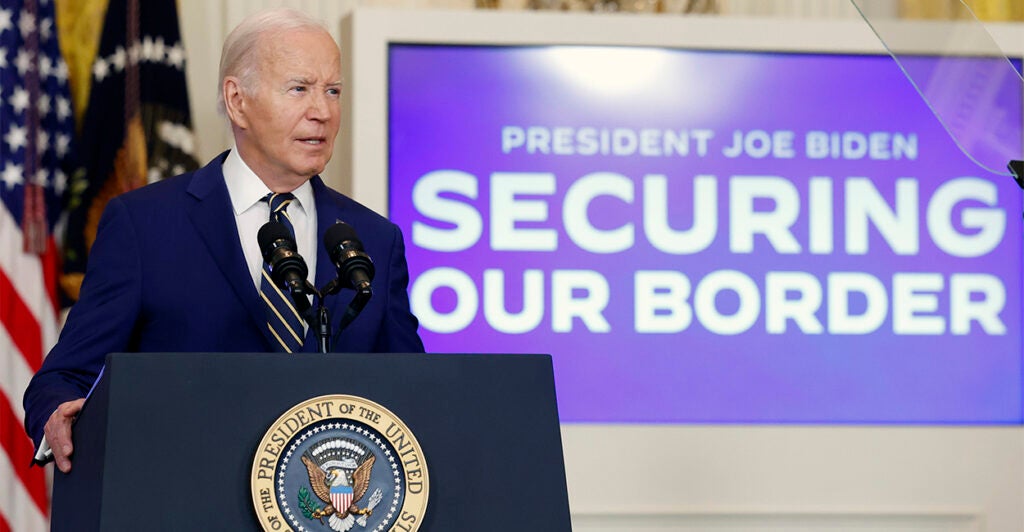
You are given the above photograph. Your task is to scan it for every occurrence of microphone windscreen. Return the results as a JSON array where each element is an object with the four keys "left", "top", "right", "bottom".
[
  {"left": 258, "top": 222, "right": 294, "bottom": 255},
  {"left": 324, "top": 222, "right": 362, "bottom": 253}
]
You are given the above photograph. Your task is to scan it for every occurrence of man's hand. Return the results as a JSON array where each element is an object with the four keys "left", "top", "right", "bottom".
[{"left": 43, "top": 398, "right": 85, "bottom": 473}]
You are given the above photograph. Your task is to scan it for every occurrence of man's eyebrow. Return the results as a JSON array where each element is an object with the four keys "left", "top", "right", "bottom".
[{"left": 287, "top": 77, "right": 343, "bottom": 86}]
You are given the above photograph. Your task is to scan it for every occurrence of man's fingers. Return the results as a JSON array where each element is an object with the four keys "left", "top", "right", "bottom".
[
  {"left": 61, "top": 398, "right": 86, "bottom": 416},
  {"left": 44, "top": 398, "right": 86, "bottom": 473}
]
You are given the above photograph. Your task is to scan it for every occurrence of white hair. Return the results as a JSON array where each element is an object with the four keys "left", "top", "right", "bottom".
[{"left": 217, "top": 7, "right": 330, "bottom": 114}]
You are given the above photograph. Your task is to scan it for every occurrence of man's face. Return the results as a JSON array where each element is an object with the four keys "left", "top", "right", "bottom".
[{"left": 233, "top": 29, "right": 342, "bottom": 188}]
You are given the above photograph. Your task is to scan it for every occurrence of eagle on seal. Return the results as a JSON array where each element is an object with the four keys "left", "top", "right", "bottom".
[{"left": 301, "top": 451, "right": 376, "bottom": 531}]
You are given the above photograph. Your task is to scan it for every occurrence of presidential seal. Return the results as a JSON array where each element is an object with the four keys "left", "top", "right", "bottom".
[{"left": 251, "top": 395, "right": 428, "bottom": 532}]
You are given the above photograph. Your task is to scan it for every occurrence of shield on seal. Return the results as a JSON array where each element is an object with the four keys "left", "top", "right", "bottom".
[{"left": 330, "top": 484, "right": 354, "bottom": 511}]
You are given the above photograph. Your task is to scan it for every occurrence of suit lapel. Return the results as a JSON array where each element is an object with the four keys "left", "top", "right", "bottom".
[
  {"left": 185, "top": 152, "right": 276, "bottom": 350},
  {"left": 311, "top": 176, "right": 340, "bottom": 293}
]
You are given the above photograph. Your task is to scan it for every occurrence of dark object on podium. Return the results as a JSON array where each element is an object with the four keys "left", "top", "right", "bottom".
[{"left": 51, "top": 352, "right": 571, "bottom": 531}]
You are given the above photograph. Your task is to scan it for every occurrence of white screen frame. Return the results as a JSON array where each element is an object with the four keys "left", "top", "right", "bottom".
[{"left": 338, "top": 8, "right": 1024, "bottom": 529}]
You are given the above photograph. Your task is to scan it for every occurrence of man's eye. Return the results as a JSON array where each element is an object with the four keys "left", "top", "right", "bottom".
[
  {"left": 291, "top": 86, "right": 307, "bottom": 93},
  {"left": 327, "top": 88, "right": 340, "bottom": 96}
]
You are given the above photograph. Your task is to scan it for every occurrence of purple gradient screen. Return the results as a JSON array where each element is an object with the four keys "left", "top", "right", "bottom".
[{"left": 387, "top": 44, "right": 1023, "bottom": 424}]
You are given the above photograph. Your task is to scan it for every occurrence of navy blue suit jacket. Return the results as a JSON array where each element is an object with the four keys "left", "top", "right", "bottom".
[{"left": 23, "top": 152, "right": 424, "bottom": 445}]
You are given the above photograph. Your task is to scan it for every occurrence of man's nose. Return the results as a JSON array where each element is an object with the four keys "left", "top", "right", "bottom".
[{"left": 306, "top": 92, "right": 331, "bottom": 120}]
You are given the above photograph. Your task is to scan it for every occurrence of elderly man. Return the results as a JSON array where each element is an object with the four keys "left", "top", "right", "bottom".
[{"left": 24, "top": 8, "right": 424, "bottom": 473}]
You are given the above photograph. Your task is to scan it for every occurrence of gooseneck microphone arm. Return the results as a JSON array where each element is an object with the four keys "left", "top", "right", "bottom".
[{"left": 335, "top": 285, "right": 372, "bottom": 337}]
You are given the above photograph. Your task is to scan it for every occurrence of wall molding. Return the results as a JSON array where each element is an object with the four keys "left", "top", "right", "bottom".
[{"left": 571, "top": 508, "right": 983, "bottom": 531}]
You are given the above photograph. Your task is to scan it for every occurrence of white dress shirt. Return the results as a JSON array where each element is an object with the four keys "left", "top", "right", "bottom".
[{"left": 221, "top": 148, "right": 318, "bottom": 296}]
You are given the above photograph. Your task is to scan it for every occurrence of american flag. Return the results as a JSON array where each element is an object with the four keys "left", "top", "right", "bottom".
[
  {"left": 61, "top": 0, "right": 198, "bottom": 297},
  {"left": 0, "top": 0, "right": 74, "bottom": 530}
]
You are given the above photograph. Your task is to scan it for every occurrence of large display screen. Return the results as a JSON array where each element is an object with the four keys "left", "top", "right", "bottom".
[{"left": 387, "top": 44, "right": 1023, "bottom": 424}]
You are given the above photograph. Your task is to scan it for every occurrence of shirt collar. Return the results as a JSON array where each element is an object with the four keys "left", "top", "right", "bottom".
[{"left": 222, "top": 147, "right": 315, "bottom": 217}]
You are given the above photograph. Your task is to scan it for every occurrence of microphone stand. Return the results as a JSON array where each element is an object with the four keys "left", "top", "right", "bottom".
[
  {"left": 297, "top": 281, "right": 332, "bottom": 354},
  {"left": 316, "top": 299, "right": 332, "bottom": 353}
]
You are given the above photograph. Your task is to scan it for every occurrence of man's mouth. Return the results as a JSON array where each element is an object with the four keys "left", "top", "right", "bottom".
[{"left": 298, "top": 137, "right": 326, "bottom": 145}]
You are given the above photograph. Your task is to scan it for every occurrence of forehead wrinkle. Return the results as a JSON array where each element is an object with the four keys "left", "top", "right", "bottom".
[
  {"left": 261, "top": 29, "right": 336, "bottom": 63},
  {"left": 253, "top": 30, "right": 340, "bottom": 93}
]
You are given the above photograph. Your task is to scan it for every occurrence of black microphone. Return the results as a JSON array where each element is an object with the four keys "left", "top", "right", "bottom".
[
  {"left": 324, "top": 222, "right": 375, "bottom": 293},
  {"left": 258, "top": 222, "right": 312, "bottom": 313}
]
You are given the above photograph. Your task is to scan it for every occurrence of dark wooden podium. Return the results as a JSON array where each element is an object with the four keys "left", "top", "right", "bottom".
[{"left": 51, "top": 352, "right": 571, "bottom": 531}]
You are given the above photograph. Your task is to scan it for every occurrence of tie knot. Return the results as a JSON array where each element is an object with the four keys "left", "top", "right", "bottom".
[{"left": 263, "top": 192, "right": 296, "bottom": 222}]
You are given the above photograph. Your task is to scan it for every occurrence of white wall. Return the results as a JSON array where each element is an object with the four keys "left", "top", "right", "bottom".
[{"left": 177, "top": 4, "right": 1024, "bottom": 530}]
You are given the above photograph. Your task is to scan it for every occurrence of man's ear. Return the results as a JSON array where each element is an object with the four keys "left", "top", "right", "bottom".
[{"left": 223, "top": 76, "right": 249, "bottom": 129}]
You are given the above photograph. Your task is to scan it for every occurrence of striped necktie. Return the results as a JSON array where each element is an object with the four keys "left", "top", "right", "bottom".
[{"left": 260, "top": 192, "right": 304, "bottom": 353}]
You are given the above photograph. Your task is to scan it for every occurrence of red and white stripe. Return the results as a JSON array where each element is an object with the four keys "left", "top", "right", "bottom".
[
  {"left": 330, "top": 491, "right": 353, "bottom": 513},
  {"left": 0, "top": 203, "right": 57, "bottom": 532}
]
